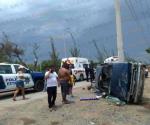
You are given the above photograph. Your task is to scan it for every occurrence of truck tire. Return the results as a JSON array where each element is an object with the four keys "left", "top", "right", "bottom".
[{"left": 34, "top": 80, "right": 44, "bottom": 92}]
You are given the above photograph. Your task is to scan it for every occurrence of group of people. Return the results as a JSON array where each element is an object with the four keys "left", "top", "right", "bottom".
[
  {"left": 13, "top": 62, "right": 95, "bottom": 111},
  {"left": 45, "top": 62, "right": 75, "bottom": 110},
  {"left": 12, "top": 61, "right": 75, "bottom": 111}
]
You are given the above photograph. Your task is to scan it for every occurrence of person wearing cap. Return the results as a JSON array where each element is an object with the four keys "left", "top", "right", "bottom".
[{"left": 13, "top": 65, "right": 26, "bottom": 101}]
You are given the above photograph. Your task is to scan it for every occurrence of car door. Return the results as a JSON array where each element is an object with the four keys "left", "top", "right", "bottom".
[
  {"left": 13, "top": 65, "right": 34, "bottom": 88},
  {"left": 0, "top": 64, "right": 17, "bottom": 91}
]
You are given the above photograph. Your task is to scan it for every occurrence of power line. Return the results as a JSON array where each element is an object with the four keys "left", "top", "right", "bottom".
[
  {"left": 124, "top": 0, "right": 149, "bottom": 44},
  {"left": 135, "top": 0, "right": 150, "bottom": 32},
  {"left": 145, "top": 0, "right": 150, "bottom": 14}
]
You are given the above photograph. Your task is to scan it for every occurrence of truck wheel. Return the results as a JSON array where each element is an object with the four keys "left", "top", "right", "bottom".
[
  {"left": 80, "top": 74, "right": 84, "bottom": 81},
  {"left": 34, "top": 80, "right": 44, "bottom": 92}
]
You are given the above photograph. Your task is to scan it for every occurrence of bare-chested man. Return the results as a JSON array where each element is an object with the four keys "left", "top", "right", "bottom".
[{"left": 58, "top": 62, "right": 70, "bottom": 104}]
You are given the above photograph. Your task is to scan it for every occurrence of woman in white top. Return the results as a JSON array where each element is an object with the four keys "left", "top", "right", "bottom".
[
  {"left": 45, "top": 65, "right": 59, "bottom": 109},
  {"left": 13, "top": 65, "right": 26, "bottom": 101}
]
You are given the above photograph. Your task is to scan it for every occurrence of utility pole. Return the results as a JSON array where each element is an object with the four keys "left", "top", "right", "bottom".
[{"left": 115, "top": 0, "right": 125, "bottom": 62}]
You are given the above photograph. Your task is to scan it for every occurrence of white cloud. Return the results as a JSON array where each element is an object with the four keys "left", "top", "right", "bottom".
[
  {"left": 0, "top": 0, "right": 29, "bottom": 22},
  {"left": 0, "top": 0, "right": 22, "bottom": 7}
]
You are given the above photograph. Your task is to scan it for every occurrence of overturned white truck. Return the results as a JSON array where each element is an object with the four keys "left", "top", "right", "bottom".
[{"left": 95, "top": 62, "right": 145, "bottom": 104}]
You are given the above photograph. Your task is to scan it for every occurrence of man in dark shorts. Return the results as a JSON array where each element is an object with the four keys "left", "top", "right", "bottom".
[{"left": 58, "top": 62, "right": 70, "bottom": 104}]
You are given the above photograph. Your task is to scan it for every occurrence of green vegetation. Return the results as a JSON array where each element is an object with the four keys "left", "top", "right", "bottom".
[
  {"left": 0, "top": 33, "right": 61, "bottom": 72},
  {"left": 49, "top": 37, "right": 61, "bottom": 72},
  {"left": 146, "top": 48, "right": 150, "bottom": 54},
  {"left": 1, "top": 32, "right": 149, "bottom": 72},
  {"left": 0, "top": 32, "right": 26, "bottom": 66}
]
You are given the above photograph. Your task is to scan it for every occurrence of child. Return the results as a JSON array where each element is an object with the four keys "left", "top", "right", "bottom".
[{"left": 68, "top": 71, "right": 75, "bottom": 97}]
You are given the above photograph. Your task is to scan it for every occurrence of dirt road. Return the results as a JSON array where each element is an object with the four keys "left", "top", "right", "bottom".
[{"left": 0, "top": 79, "right": 149, "bottom": 125}]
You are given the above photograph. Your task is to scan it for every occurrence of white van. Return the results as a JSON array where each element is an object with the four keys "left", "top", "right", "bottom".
[
  {"left": 104, "top": 56, "right": 119, "bottom": 63},
  {"left": 61, "top": 57, "right": 89, "bottom": 81}
]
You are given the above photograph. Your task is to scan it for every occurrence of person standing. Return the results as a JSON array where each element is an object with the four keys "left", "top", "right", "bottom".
[
  {"left": 45, "top": 65, "right": 59, "bottom": 109},
  {"left": 89, "top": 65, "right": 95, "bottom": 83},
  {"left": 85, "top": 65, "right": 89, "bottom": 82},
  {"left": 58, "top": 62, "right": 70, "bottom": 104},
  {"left": 13, "top": 65, "right": 26, "bottom": 101},
  {"left": 68, "top": 70, "right": 75, "bottom": 97}
]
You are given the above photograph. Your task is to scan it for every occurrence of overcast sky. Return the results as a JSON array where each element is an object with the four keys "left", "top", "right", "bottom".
[{"left": 0, "top": 0, "right": 150, "bottom": 63}]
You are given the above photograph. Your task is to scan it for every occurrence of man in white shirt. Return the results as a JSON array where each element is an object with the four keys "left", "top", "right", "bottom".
[{"left": 45, "top": 65, "right": 58, "bottom": 109}]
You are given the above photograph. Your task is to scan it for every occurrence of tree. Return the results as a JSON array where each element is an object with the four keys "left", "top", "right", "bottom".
[
  {"left": 12, "top": 43, "right": 27, "bottom": 66},
  {"left": 0, "top": 32, "right": 26, "bottom": 65},
  {"left": 146, "top": 48, "right": 150, "bottom": 54},
  {"left": 40, "top": 60, "right": 51, "bottom": 71},
  {"left": 92, "top": 40, "right": 105, "bottom": 63},
  {"left": 70, "top": 47, "right": 80, "bottom": 57},
  {"left": 0, "top": 34, "right": 7, "bottom": 62},
  {"left": 49, "top": 37, "right": 60, "bottom": 71},
  {"left": 92, "top": 40, "right": 116, "bottom": 64},
  {"left": 0, "top": 33, "right": 14, "bottom": 62},
  {"left": 32, "top": 43, "right": 40, "bottom": 71},
  {"left": 124, "top": 53, "right": 138, "bottom": 62},
  {"left": 68, "top": 31, "right": 80, "bottom": 57}
]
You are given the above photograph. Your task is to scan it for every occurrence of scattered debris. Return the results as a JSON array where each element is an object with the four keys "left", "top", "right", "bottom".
[
  {"left": 95, "top": 95, "right": 102, "bottom": 99},
  {"left": 89, "top": 121, "right": 95, "bottom": 125},
  {"left": 105, "top": 96, "right": 126, "bottom": 106},
  {"left": 80, "top": 97, "right": 99, "bottom": 101},
  {"left": 82, "top": 87, "right": 85, "bottom": 90},
  {"left": 87, "top": 86, "right": 92, "bottom": 90}
]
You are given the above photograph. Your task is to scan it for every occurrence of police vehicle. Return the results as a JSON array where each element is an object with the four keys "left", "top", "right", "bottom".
[{"left": 0, "top": 63, "right": 44, "bottom": 93}]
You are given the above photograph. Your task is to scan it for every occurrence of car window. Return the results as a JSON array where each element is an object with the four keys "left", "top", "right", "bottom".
[
  {"left": 24, "top": 68, "right": 30, "bottom": 73},
  {"left": 0, "top": 65, "right": 12, "bottom": 74},
  {"left": 14, "top": 65, "right": 19, "bottom": 73},
  {"left": 79, "top": 64, "right": 81, "bottom": 68},
  {"left": 14, "top": 65, "right": 30, "bottom": 73},
  {"left": 83, "top": 64, "right": 88, "bottom": 68}
]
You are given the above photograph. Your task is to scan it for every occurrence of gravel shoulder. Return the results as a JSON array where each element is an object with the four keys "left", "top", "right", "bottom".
[{"left": 0, "top": 79, "right": 149, "bottom": 125}]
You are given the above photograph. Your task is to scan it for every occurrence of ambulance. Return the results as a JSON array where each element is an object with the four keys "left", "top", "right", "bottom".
[{"left": 61, "top": 57, "right": 89, "bottom": 81}]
